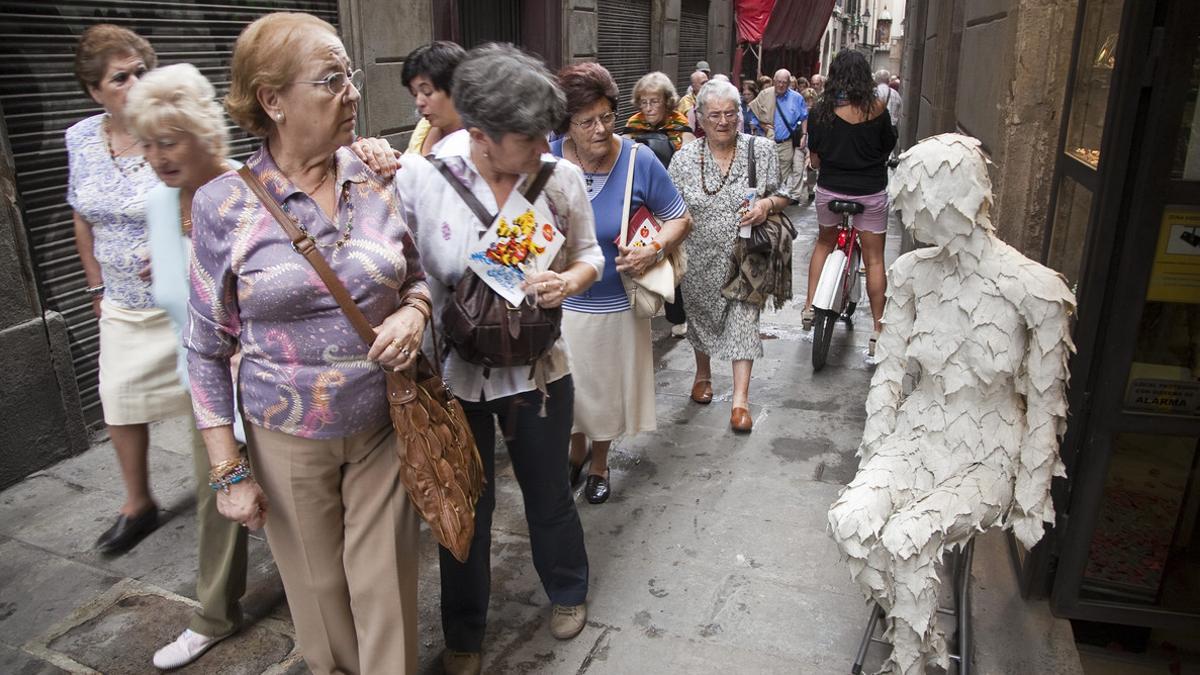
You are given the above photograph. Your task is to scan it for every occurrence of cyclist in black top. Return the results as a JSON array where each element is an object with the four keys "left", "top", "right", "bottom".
[{"left": 804, "top": 50, "right": 897, "bottom": 357}]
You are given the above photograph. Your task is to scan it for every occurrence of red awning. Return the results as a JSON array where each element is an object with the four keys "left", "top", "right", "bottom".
[
  {"left": 761, "top": 0, "right": 837, "bottom": 51},
  {"left": 735, "top": 0, "right": 776, "bottom": 44}
]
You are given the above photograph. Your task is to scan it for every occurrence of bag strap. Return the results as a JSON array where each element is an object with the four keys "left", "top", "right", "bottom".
[
  {"left": 619, "top": 144, "right": 638, "bottom": 246},
  {"left": 237, "top": 165, "right": 379, "bottom": 349},
  {"left": 431, "top": 157, "right": 557, "bottom": 235},
  {"left": 746, "top": 136, "right": 758, "bottom": 189}
]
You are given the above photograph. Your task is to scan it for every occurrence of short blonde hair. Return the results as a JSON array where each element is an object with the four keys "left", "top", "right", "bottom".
[
  {"left": 631, "top": 71, "right": 679, "bottom": 111},
  {"left": 126, "top": 63, "right": 229, "bottom": 158},
  {"left": 225, "top": 12, "right": 338, "bottom": 137}
]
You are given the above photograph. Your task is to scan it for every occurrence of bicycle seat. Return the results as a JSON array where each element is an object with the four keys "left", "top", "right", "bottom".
[{"left": 828, "top": 200, "right": 865, "bottom": 215}]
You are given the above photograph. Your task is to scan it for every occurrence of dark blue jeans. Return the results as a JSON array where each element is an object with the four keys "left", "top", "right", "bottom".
[{"left": 440, "top": 376, "right": 589, "bottom": 652}]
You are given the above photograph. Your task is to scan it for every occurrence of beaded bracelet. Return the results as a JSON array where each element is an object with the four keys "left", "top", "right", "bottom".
[{"left": 209, "top": 458, "right": 252, "bottom": 493}]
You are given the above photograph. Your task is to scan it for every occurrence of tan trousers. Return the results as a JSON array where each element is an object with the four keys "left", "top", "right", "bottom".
[
  {"left": 246, "top": 422, "right": 419, "bottom": 675},
  {"left": 189, "top": 424, "right": 248, "bottom": 637},
  {"left": 775, "top": 140, "right": 798, "bottom": 194}
]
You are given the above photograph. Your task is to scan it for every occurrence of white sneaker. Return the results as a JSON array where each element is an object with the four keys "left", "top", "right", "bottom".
[
  {"left": 153, "top": 629, "right": 225, "bottom": 670},
  {"left": 671, "top": 322, "right": 688, "bottom": 338}
]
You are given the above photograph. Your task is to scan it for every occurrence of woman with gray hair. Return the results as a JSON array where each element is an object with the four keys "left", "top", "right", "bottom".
[
  {"left": 667, "top": 79, "right": 794, "bottom": 433},
  {"left": 392, "top": 43, "right": 603, "bottom": 675}
]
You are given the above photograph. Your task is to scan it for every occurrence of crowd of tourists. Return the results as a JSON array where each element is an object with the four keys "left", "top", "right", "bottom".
[{"left": 68, "top": 12, "right": 897, "bottom": 674}]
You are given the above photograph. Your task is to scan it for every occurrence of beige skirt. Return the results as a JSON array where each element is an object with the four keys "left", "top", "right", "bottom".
[
  {"left": 562, "top": 308, "right": 655, "bottom": 441},
  {"left": 98, "top": 299, "right": 191, "bottom": 425}
]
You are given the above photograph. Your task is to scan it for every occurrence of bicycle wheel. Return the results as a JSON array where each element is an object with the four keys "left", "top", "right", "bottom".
[{"left": 812, "top": 309, "right": 836, "bottom": 371}]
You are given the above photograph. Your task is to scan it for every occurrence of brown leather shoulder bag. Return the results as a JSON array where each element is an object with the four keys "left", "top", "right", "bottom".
[
  {"left": 432, "top": 158, "right": 563, "bottom": 370},
  {"left": 238, "top": 165, "right": 483, "bottom": 563}
]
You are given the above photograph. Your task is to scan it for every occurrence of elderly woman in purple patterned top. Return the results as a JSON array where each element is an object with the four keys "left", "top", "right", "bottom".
[{"left": 187, "top": 12, "right": 428, "bottom": 675}]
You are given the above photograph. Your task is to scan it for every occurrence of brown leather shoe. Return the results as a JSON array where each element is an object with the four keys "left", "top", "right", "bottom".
[
  {"left": 690, "top": 379, "right": 713, "bottom": 404},
  {"left": 442, "top": 650, "right": 481, "bottom": 675},
  {"left": 730, "top": 407, "right": 753, "bottom": 433}
]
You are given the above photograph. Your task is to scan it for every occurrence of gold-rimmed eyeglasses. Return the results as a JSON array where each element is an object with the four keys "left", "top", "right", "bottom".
[
  {"left": 571, "top": 111, "right": 617, "bottom": 130},
  {"left": 296, "top": 69, "right": 365, "bottom": 97}
]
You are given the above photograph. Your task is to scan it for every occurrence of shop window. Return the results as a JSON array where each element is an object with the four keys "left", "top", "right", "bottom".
[
  {"left": 1064, "top": 0, "right": 1126, "bottom": 170},
  {"left": 1081, "top": 433, "right": 1200, "bottom": 611},
  {"left": 1124, "top": 208, "right": 1200, "bottom": 418},
  {"left": 1047, "top": 175, "right": 1094, "bottom": 290},
  {"left": 1173, "top": 36, "right": 1200, "bottom": 181}
]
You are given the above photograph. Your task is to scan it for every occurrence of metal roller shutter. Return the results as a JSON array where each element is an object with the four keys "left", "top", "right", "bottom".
[
  {"left": 0, "top": 0, "right": 340, "bottom": 427},
  {"left": 678, "top": 0, "right": 709, "bottom": 94},
  {"left": 597, "top": 0, "right": 651, "bottom": 128}
]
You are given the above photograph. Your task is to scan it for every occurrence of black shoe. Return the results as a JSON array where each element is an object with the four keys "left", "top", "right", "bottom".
[
  {"left": 584, "top": 471, "right": 610, "bottom": 504},
  {"left": 568, "top": 449, "right": 592, "bottom": 488},
  {"left": 95, "top": 504, "right": 159, "bottom": 555}
]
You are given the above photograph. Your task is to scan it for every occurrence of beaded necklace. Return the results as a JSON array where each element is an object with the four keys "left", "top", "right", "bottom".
[
  {"left": 699, "top": 138, "right": 735, "bottom": 196},
  {"left": 103, "top": 115, "right": 148, "bottom": 178},
  {"left": 280, "top": 180, "right": 355, "bottom": 250}
]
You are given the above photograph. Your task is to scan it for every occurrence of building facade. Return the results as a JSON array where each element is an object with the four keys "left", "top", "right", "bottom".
[
  {"left": 899, "top": 0, "right": 1200, "bottom": 638},
  {"left": 0, "top": 0, "right": 733, "bottom": 489}
]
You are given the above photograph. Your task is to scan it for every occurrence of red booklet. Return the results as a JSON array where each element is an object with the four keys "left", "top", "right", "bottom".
[{"left": 615, "top": 205, "right": 662, "bottom": 247}]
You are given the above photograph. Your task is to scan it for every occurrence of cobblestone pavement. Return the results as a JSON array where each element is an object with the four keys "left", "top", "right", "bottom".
[{"left": 0, "top": 202, "right": 1081, "bottom": 674}]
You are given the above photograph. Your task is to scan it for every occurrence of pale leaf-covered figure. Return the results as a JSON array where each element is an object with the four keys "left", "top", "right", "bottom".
[{"left": 827, "top": 134, "right": 1075, "bottom": 674}]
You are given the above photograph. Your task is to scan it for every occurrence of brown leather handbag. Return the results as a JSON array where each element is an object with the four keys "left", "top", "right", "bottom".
[
  {"left": 238, "top": 166, "right": 484, "bottom": 563},
  {"left": 432, "top": 158, "right": 562, "bottom": 370}
]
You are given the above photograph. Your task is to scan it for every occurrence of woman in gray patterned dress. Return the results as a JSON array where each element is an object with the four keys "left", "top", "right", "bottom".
[{"left": 668, "top": 80, "right": 794, "bottom": 433}]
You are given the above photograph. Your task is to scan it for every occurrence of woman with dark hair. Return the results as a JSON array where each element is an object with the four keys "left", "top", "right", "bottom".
[
  {"left": 390, "top": 43, "right": 604, "bottom": 675},
  {"left": 66, "top": 24, "right": 192, "bottom": 555},
  {"left": 740, "top": 79, "right": 761, "bottom": 135},
  {"left": 401, "top": 40, "right": 465, "bottom": 155},
  {"left": 803, "top": 49, "right": 896, "bottom": 359},
  {"left": 552, "top": 62, "right": 691, "bottom": 504}
]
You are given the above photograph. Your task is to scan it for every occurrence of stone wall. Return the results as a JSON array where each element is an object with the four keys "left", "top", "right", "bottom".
[
  {"left": 0, "top": 101, "right": 88, "bottom": 490},
  {"left": 339, "top": 0, "right": 434, "bottom": 146},
  {"left": 901, "top": 0, "right": 1077, "bottom": 258}
]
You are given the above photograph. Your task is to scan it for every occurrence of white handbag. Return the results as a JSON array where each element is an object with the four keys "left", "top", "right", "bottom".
[{"left": 618, "top": 145, "right": 685, "bottom": 318}]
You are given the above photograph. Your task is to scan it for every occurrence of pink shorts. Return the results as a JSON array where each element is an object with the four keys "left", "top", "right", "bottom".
[{"left": 814, "top": 187, "right": 890, "bottom": 234}]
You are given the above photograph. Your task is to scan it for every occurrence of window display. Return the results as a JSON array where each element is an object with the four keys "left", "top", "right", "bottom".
[{"left": 1064, "top": 0, "right": 1125, "bottom": 170}]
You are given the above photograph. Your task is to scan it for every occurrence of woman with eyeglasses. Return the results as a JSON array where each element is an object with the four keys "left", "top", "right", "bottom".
[
  {"left": 551, "top": 63, "right": 691, "bottom": 504},
  {"left": 667, "top": 80, "right": 795, "bottom": 433},
  {"left": 623, "top": 71, "right": 695, "bottom": 337},
  {"left": 187, "top": 13, "right": 429, "bottom": 674},
  {"left": 66, "top": 24, "right": 194, "bottom": 556}
]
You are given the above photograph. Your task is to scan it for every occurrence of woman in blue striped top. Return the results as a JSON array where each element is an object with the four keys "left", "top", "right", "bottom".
[{"left": 552, "top": 63, "right": 691, "bottom": 504}]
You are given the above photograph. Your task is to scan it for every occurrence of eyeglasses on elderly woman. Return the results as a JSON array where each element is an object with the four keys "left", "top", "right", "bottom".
[
  {"left": 295, "top": 68, "right": 365, "bottom": 97},
  {"left": 703, "top": 110, "right": 739, "bottom": 123},
  {"left": 570, "top": 111, "right": 616, "bottom": 130}
]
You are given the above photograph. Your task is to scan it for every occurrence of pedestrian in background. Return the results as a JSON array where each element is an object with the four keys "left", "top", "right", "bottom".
[
  {"left": 624, "top": 70, "right": 694, "bottom": 337},
  {"left": 554, "top": 62, "right": 691, "bottom": 504},
  {"left": 390, "top": 43, "right": 602, "bottom": 675},
  {"left": 67, "top": 24, "right": 192, "bottom": 556},
  {"left": 805, "top": 50, "right": 897, "bottom": 358},
  {"left": 800, "top": 86, "right": 820, "bottom": 202},
  {"left": 740, "top": 79, "right": 762, "bottom": 135},
  {"left": 623, "top": 71, "right": 695, "bottom": 167},
  {"left": 189, "top": 12, "right": 430, "bottom": 674},
  {"left": 402, "top": 40, "right": 465, "bottom": 155},
  {"left": 668, "top": 80, "right": 794, "bottom": 433},
  {"left": 749, "top": 68, "right": 808, "bottom": 194}
]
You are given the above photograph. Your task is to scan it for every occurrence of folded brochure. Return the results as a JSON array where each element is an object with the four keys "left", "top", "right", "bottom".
[
  {"left": 467, "top": 190, "right": 564, "bottom": 306},
  {"left": 615, "top": 204, "right": 661, "bottom": 247}
]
